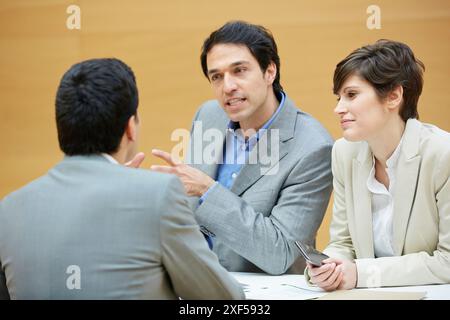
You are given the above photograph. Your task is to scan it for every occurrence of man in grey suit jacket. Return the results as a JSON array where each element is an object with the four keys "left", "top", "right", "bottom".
[
  {"left": 0, "top": 58, "right": 244, "bottom": 299},
  {"left": 151, "top": 21, "right": 334, "bottom": 275}
]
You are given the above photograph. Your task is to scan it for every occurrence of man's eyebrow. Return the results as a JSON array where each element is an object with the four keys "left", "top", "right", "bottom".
[{"left": 207, "top": 61, "right": 250, "bottom": 76}]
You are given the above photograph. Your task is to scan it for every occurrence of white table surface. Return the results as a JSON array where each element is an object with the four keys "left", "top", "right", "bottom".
[{"left": 231, "top": 272, "right": 450, "bottom": 300}]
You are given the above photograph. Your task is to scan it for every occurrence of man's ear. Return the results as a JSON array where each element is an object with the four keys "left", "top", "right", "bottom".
[
  {"left": 265, "top": 62, "right": 277, "bottom": 85},
  {"left": 125, "top": 115, "right": 137, "bottom": 142},
  {"left": 387, "top": 85, "right": 403, "bottom": 110}
]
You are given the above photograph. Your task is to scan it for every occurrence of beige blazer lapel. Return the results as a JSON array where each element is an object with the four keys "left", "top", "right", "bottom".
[
  {"left": 392, "top": 119, "right": 422, "bottom": 255},
  {"left": 352, "top": 142, "right": 375, "bottom": 258}
]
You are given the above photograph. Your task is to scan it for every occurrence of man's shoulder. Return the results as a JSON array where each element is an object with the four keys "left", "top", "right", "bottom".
[
  {"left": 198, "top": 99, "right": 221, "bottom": 110},
  {"left": 284, "top": 101, "right": 334, "bottom": 149},
  {"left": 1, "top": 160, "right": 180, "bottom": 209},
  {"left": 61, "top": 155, "right": 177, "bottom": 187},
  {"left": 101, "top": 164, "right": 182, "bottom": 197},
  {"left": 0, "top": 173, "right": 49, "bottom": 208},
  {"left": 297, "top": 112, "right": 333, "bottom": 143},
  {"left": 194, "top": 100, "right": 227, "bottom": 120}
]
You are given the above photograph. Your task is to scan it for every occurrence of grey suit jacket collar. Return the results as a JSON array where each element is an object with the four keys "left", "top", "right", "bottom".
[
  {"left": 62, "top": 154, "right": 111, "bottom": 163},
  {"left": 353, "top": 119, "right": 422, "bottom": 257},
  {"left": 197, "top": 95, "right": 299, "bottom": 196},
  {"left": 58, "top": 154, "right": 113, "bottom": 169}
]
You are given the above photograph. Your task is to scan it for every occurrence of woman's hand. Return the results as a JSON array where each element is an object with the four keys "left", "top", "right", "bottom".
[
  {"left": 307, "top": 258, "right": 342, "bottom": 291},
  {"left": 307, "top": 257, "right": 358, "bottom": 291}
]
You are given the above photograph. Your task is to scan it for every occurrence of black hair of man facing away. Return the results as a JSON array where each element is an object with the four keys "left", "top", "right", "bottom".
[{"left": 56, "top": 58, "right": 139, "bottom": 157}]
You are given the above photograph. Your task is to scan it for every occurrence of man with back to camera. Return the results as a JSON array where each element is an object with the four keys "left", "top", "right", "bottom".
[
  {"left": 0, "top": 58, "right": 244, "bottom": 299},
  {"left": 151, "top": 21, "right": 334, "bottom": 274}
]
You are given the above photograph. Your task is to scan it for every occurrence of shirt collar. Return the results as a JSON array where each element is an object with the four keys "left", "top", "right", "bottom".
[
  {"left": 366, "top": 138, "right": 403, "bottom": 194},
  {"left": 385, "top": 137, "right": 403, "bottom": 169},
  {"left": 101, "top": 153, "right": 119, "bottom": 164}
]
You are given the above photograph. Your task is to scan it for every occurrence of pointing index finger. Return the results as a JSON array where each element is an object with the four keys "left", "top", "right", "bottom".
[{"left": 152, "top": 149, "right": 176, "bottom": 166}]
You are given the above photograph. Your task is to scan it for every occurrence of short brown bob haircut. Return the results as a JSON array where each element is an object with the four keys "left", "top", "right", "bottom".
[{"left": 333, "top": 39, "right": 425, "bottom": 122}]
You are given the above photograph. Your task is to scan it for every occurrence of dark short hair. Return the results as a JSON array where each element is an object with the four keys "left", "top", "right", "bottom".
[
  {"left": 200, "top": 21, "right": 283, "bottom": 94},
  {"left": 333, "top": 39, "right": 425, "bottom": 122},
  {"left": 55, "top": 58, "right": 138, "bottom": 155}
]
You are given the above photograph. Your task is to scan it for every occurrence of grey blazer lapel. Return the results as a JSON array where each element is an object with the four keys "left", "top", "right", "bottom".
[
  {"left": 231, "top": 98, "right": 297, "bottom": 196},
  {"left": 352, "top": 142, "right": 375, "bottom": 258},
  {"left": 190, "top": 104, "right": 228, "bottom": 180},
  {"left": 392, "top": 119, "right": 422, "bottom": 255},
  {"left": 195, "top": 147, "right": 223, "bottom": 180}
]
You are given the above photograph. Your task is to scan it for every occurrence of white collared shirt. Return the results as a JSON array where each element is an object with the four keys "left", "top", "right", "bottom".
[
  {"left": 366, "top": 139, "right": 403, "bottom": 258},
  {"left": 101, "top": 153, "right": 119, "bottom": 165}
]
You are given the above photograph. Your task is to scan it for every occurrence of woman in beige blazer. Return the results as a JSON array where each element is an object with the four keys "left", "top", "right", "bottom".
[{"left": 307, "top": 40, "right": 450, "bottom": 290}]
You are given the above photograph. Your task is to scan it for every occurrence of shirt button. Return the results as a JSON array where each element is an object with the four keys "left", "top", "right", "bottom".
[{"left": 231, "top": 173, "right": 237, "bottom": 179}]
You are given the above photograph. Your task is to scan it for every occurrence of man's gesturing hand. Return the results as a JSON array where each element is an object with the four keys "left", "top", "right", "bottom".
[{"left": 151, "top": 149, "right": 215, "bottom": 197}]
